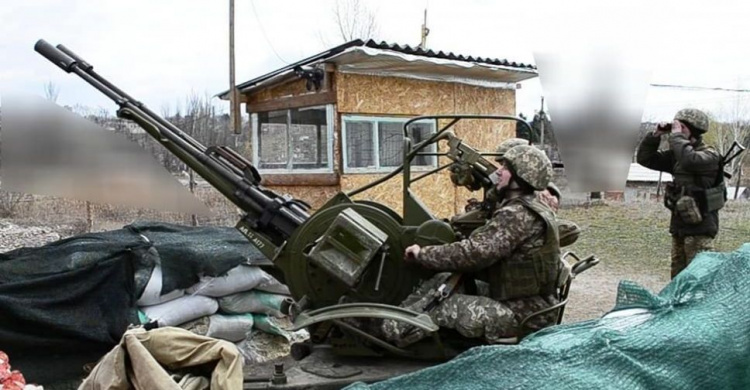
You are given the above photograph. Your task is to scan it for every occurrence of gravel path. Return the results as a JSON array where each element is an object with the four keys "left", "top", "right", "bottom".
[{"left": 0, "top": 220, "right": 68, "bottom": 253}]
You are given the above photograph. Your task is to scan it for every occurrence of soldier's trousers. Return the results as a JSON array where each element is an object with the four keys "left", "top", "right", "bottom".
[
  {"left": 380, "top": 273, "right": 518, "bottom": 348},
  {"left": 671, "top": 235, "right": 714, "bottom": 279}
]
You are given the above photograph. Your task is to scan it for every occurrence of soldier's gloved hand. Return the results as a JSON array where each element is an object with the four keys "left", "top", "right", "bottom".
[
  {"left": 655, "top": 122, "right": 671, "bottom": 136},
  {"left": 404, "top": 244, "right": 422, "bottom": 263},
  {"left": 671, "top": 120, "right": 689, "bottom": 136},
  {"left": 538, "top": 189, "right": 559, "bottom": 212},
  {"left": 449, "top": 162, "right": 474, "bottom": 187},
  {"left": 464, "top": 198, "right": 482, "bottom": 212}
]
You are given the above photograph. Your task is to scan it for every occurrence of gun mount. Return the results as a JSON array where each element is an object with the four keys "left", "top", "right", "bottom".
[{"left": 36, "top": 39, "right": 598, "bottom": 387}]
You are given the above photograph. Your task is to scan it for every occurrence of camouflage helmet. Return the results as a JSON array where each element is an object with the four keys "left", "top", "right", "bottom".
[
  {"left": 674, "top": 108, "right": 709, "bottom": 134},
  {"left": 501, "top": 145, "right": 553, "bottom": 191},
  {"left": 495, "top": 138, "right": 530, "bottom": 162}
]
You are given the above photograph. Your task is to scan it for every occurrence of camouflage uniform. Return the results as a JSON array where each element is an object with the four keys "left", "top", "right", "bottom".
[
  {"left": 636, "top": 108, "right": 722, "bottom": 278},
  {"left": 479, "top": 188, "right": 579, "bottom": 247},
  {"left": 383, "top": 145, "right": 561, "bottom": 347},
  {"left": 452, "top": 138, "right": 580, "bottom": 247}
]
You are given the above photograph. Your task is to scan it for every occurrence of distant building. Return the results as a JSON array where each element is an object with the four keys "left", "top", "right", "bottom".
[{"left": 611, "top": 163, "right": 673, "bottom": 202}]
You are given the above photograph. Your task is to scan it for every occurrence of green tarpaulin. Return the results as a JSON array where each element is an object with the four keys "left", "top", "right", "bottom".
[{"left": 347, "top": 243, "right": 750, "bottom": 390}]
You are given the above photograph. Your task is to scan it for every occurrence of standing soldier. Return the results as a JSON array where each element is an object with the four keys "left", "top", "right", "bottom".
[
  {"left": 382, "top": 145, "right": 562, "bottom": 347},
  {"left": 636, "top": 108, "right": 724, "bottom": 279}
]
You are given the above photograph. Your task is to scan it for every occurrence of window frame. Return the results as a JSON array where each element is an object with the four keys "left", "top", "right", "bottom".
[
  {"left": 251, "top": 104, "right": 335, "bottom": 174},
  {"left": 341, "top": 115, "right": 438, "bottom": 174}
]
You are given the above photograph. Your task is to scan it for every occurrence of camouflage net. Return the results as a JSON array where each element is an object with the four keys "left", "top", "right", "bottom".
[{"left": 347, "top": 243, "right": 750, "bottom": 390}]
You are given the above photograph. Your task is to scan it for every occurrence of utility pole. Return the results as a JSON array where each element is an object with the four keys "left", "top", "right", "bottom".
[
  {"left": 419, "top": 9, "right": 429, "bottom": 49},
  {"left": 229, "top": 0, "right": 242, "bottom": 134}
]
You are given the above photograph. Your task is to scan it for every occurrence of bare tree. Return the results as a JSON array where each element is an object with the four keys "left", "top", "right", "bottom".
[
  {"left": 332, "top": 0, "right": 379, "bottom": 42},
  {"left": 712, "top": 96, "right": 750, "bottom": 183},
  {"left": 43, "top": 81, "right": 60, "bottom": 102}
]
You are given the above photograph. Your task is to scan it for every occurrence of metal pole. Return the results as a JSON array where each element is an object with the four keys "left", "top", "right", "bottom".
[
  {"left": 230, "top": 0, "right": 242, "bottom": 134},
  {"left": 420, "top": 9, "right": 429, "bottom": 49}
]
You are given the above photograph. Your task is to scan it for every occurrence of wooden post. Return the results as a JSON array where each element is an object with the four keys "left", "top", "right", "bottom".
[
  {"left": 86, "top": 201, "right": 93, "bottom": 232},
  {"left": 189, "top": 169, "right": 198, "bottom": 226},
  {"left": 656, "top": 171, "right": 662, "bottom": 199},
  {"left": 735, "top": 165, "right": 743, "bottom": 200}
]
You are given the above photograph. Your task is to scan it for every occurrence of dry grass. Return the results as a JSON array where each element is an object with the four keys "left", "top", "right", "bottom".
[
  {"left": 558, "top": 200, "right": 750, "bottom": 323},
  {"left": 0, "top": 183, "right": 240, "bottom": 234}
]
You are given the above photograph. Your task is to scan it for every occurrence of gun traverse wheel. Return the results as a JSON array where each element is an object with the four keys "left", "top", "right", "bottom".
[{"left": 282, "top": 203, "right": 419, "bottom": 310}]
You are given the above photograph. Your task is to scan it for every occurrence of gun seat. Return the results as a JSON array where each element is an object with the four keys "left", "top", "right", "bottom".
[{"left": 495, "top": 252, "right": 599, "bottom": 343}]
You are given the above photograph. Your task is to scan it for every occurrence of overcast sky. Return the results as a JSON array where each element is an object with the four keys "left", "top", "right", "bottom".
[{"left": 2, "top": 0, "right": 750, "bottom": 122}]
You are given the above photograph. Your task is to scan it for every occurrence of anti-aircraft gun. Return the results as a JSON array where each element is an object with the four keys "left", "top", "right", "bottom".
[{"left": 36, "top": 39, "right": 599, "bottom": 387}]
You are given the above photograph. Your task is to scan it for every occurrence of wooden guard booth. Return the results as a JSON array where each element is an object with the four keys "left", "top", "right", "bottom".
[{"left": 218, "top": 39, "right": 538, "bottom": 218}]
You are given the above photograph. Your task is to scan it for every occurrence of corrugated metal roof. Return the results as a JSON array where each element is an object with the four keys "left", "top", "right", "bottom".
[
  {"left": 218, "top": 39, "right": 535, "bottom": 98},
  {"left": 361, "top": 40, "right": 536, "bottom": 70},
  {"left": 627, "top": 163, "right": 673, "bottom": 182}
]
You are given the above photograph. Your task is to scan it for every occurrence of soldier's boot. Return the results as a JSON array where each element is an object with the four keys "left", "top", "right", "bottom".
[{"left": 380, "top": 294, "right": 435, "bottom": 348}]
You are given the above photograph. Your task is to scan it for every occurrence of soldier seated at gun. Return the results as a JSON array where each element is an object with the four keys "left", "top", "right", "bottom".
[
  {"left": 381, "top": 144, "right": 563, "bottom": 347},
  {"left": 449, "top": 137, "right": 581, "bottom": 247}
]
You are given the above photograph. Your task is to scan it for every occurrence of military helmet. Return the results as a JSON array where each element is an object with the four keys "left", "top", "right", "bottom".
[
  {"left": 674, "top": 108, "right": 709, "bottom": 134},
  {"left": 495, "top": 138, "right": 530, "bottom": 162},
  {"left": 501, "top": 145, "right": 553, "bottom": 190}
]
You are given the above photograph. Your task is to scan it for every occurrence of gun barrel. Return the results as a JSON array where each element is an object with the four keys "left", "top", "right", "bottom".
[
  {"left": 34, "top": 40, "right": 76, "bottom": 72},
  {"left": 35, "top": 39, "right": 309, "bottom": 247}
]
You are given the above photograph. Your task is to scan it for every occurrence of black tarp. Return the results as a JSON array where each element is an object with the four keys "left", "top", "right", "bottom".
[
  {"left": 0, "top": 221, "right": 270, "bottom": 385},
  {"left": 0, "top": 236, "right": 145, "bottom": 385}
]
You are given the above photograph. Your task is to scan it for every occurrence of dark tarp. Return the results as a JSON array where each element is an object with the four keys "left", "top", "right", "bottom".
[
  {"left": 0, "top": 221, "right": 268, "bottom": 386},
  {"left": 0, "top": 237, "right": 145, "bottom": 385},
  {"left": 124, "top": 222, "right": 271, "bottom": 294}
]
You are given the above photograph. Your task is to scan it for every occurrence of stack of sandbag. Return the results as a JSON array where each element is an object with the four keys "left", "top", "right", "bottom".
[{"left": 135, "top": 262, "right": 308, "bottom": 364}]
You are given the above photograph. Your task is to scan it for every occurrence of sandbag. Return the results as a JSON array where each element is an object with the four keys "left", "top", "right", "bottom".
[
  {"left": 180, "top": 314, "right": 255, "bottom": 343},
  {"left": 141, "top": 295, "right": 218, "bottom": 327},
  {"left": 186, "top": 265, "right": 271, "bottom": 297},
  {"left": 253, "top": 314, "right": 299, "bottom": 339},
  {"left": 137, "top": 263, "right": 185, "bottom": 306},
  {"left": 254, "top": 272, "right": 291, "bottom": 295},
  {"left": 218, "top": 291, "right": 293, "bottom": 317}
]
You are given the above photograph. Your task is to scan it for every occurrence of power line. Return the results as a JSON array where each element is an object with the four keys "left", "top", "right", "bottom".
[
  {"left": 250, "top": 0, "right": 290, "bottom": 65},
  {"left": 650, "top": 83, "right": 750, "bottom": 93}
]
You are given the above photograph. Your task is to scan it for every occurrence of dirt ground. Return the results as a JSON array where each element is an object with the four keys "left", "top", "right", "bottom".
[{"left": 558, "top": 200, "right": 750, "bottom": 324}]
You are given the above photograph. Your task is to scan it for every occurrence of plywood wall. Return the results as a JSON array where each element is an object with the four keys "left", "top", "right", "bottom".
[
  {"left": 341, "top": 171, "right": 456, "bottom": 218},
  {"left": 337, "top": 73, "right": 517, "bottom": 217},
  {"left": 248, "top": 78, "right": 313, "bottom": 105},
  {"left": 336, "top": 73, "right": 455, "bottom": 115},
  {"left": 451, "top": 83, "right": 515, "bottom": 213}
]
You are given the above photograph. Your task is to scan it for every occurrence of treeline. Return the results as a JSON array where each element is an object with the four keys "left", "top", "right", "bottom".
[{"left": 72, "top": 95, "right": 252, "bottom": 175}]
